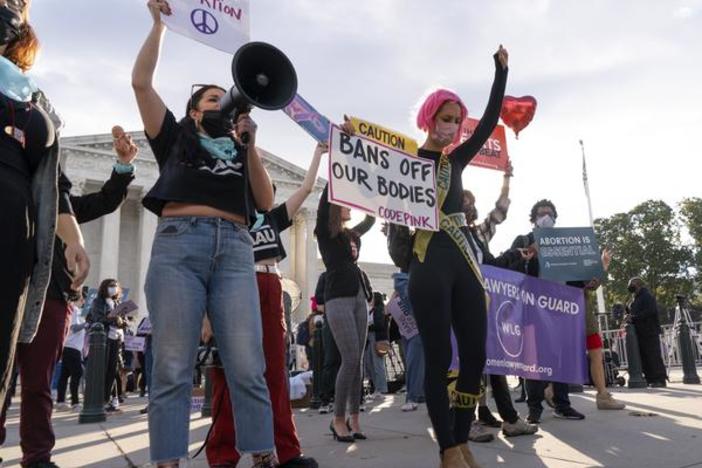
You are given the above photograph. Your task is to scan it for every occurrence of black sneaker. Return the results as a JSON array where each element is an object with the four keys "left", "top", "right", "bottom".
[
  {"left": 278, "top": 455, "right": 319, "bottom": 468},
  {"left": 649, "top": 381, "right": 667, "bottom": 388},
  {"left": 478, "top": 406, "right": 502, "bottom": 428},
  {"left": 554, "top": 407, "right": 585, "bottom": 420},
  {"left": 526, "top": 409, "right": 542, "bottom": 424}
]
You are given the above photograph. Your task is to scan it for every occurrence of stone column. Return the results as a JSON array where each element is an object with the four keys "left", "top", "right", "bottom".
[
  {"left": 98, "top": 208, "right": 121, "bottom": 281},
  {"left": 294, "top": 212, "right": 307, "bottom": 309},
  {"left": 137, "top": 202, "right": 158, "bottom": 314}
]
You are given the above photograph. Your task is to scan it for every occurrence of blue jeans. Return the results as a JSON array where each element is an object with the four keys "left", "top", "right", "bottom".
[
  {"left": 402, "top": 334, "right": 425, "bottom": 403},
  {"left": 364, "top": 333, "right": 388, "bottom": 393},
  {"left": 393, "top": 272, "right": 425, "bottom": 403},
  {"left": 145, "top": 217, "right": 273, "bottom": 462}
]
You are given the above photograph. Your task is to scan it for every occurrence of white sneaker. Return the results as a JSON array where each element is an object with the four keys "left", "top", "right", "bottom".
[
  {"left": 71, "top": 404, "right": 82, "bottom": 412},
  {"left": 55, "top": 402, "right": 70, "bottom": 411},
  {"left": 401, "top": 402, "right": 418, "bottom": 412},
  {"left": 359, "top": 404, "right": 366, "bottom": 412},
  {"left": 318, "top": 404, "right": 333, "bottom": 415}
]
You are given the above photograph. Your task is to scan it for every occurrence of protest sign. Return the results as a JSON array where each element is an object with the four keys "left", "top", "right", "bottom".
[
  {"left": 124, "top": 335, "right": 146, "bottom": 352},
  {"left": 161, "top": 0, "right": 249, "bottom": 54},
  {"left": 328, "top": 125, "right": 438, "bottom": 230},
  {"left": 109, "top": 300, "right": 139, "bottom": 319},
  {"left": 444, "top": 117, "right": 510, "bottom": 172},
  {"left": 482, "top": 265, "right": 588, "bottom": 384},
  {"left": 282, "top": 94, "right": 331, "bottom": 143},
  {"left": 535, "top": 227, "right": 605, "bottom": 282},
  {"left": 386, "top": 294, "right": 419, "bottom": 339},
  {"left": 137, "top": 317, "right": 152, "bottom": 335},
  {"left": 349, "top": 116, "right": 418, "bottom": 155}
]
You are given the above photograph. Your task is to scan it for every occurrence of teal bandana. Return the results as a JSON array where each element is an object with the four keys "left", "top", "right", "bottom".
[
  {"left": 199, "top": 134, "right": 238, "bottom": 161},
  {"left": 0, "top": 55, "right": 37, "bottom": 102}
]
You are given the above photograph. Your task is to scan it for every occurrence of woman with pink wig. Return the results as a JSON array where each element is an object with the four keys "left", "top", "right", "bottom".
[{"left": 406, "top": 45, "right": 508, "bottom": 468}]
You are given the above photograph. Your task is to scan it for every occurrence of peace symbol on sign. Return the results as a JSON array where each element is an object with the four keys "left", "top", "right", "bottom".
[{"left": 191, "top": 8, "right": 219, "bottom": 35}]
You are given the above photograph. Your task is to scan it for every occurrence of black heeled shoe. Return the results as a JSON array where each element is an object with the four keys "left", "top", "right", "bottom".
[
  {"left": 346, "top": 419, "right": 367, "bottom": 440},
  {"left": 329, "top": 422, "right": 354, "bottom": 443}
]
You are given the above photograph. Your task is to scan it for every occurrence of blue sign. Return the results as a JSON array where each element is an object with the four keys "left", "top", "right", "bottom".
[
  {"left": 535, "top": 227, "right": 605, "bottom": 283},
  {"left": 191, "top": 8, "right": 218, "bottom": 35},
  {"left": 282, "top": 93, "right": 332, "bottom": 143}
]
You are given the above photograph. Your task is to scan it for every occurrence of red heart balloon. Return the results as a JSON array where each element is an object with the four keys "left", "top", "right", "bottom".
[{"left": 500, "top": 95, "right": 537, "bottom": 139}]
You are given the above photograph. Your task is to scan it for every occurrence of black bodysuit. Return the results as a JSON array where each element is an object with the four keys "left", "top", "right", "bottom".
[{"left": 408, "top": 55, "right": 508, "bottom": 451}]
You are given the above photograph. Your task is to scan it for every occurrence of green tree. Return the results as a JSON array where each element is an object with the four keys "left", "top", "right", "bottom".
[
  {"left": 680, "top": 197, "right": 702, "bottom": 283},
  {"left": 595, "top": 200, "right": 694, "bottom": 324}
]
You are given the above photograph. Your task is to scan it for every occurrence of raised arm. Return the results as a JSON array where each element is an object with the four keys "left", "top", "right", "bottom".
[
  {"left": 132, "top": 1, "right": 171, "bottom": 138},
  {"left": 285, "top": 142, "right": 327, "bottom": 219},
  {"left": 70, "top": 127, "right": 137, "bottom": 224},
  {"left": 315, "top": 184, "right": 331, "bottom": 238},
  {"left": 450, "top": 46, "right": 509, "bottom": 167},
  {"left": 351, "top": 215, "right": 376, "bottom": 237}
]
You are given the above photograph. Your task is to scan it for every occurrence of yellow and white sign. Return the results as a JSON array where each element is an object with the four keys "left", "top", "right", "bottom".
[{"left": 348, "top": 116, "right": 418, "bottom": 155}]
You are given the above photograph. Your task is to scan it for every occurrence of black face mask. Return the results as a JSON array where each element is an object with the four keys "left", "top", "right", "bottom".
[
  {"left": 0, "top": 7, "right": 22, "bottom": 46},
  {"left": 627, "top": 285, "right": 636, "bottom": 294},
  {"left": 200, "top": 110, "right": 234, "bottom": 139}
]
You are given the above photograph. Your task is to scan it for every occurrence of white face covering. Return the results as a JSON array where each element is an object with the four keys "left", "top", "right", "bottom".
[
  {"left": 535, "top": 215, "right": 555, "bottom": 228},
  {"left": 107, "top": 287, "right": 118, "bottom": 297}
]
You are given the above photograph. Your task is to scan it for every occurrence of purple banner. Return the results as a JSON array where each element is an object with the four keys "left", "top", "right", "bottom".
[
  {"left": 282, "top": 93, "right": 331, "bottom": 143},
  {"left": 483, "top": 265, "right": 588, "bottom": 384}
]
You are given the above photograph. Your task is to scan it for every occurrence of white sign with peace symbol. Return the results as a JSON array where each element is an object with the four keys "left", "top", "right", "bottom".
[{"left": 161, "top": 0, "right": 250, "bottom": 54}]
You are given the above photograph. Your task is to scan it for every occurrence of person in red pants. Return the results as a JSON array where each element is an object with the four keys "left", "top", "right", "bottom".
[{"left": 203, "top": 142, "right": 327, "bottom": 468}]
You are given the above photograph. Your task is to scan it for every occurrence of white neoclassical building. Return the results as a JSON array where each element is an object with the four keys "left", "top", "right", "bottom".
[{"left": 60, "top": 132, "right": 397, "bottom": 323}]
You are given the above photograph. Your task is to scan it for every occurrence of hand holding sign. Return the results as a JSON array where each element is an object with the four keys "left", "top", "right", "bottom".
[{"left": 147, "top": 0, "right": 172, "bottom": 24}]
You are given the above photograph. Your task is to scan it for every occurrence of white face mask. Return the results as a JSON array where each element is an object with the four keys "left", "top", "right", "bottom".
[
  {"left": 536, "top": 215, "right": 555, "bottom": 228},
  {"left": 107, "top": 287, "right": 117, "bottom": 297}
]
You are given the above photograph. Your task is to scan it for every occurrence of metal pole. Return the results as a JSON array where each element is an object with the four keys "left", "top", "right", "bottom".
[
  {"left": 624, "top": 322, "right": 648, "bottom": 388},
  {"left": 580, "top": 139, "right": 607, "bottom": 319},
  {"left": 676, "top": 296, "right": 701, "bottom": 384},
  {"left": 201, "top": 365, "right": 213, "bottom": 417},
  {"left": 79, "top": 323, "right": 107, "bottom": 423}
]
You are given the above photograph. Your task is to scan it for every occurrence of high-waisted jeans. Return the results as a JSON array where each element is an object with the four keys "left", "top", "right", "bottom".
[{"left": 145, "top": 217, "right": 273, "bottom": 462}]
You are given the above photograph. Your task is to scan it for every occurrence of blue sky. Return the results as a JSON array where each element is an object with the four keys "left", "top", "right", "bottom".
[{"left": 30, "top": 0, "right": 702, "bottom": 263}]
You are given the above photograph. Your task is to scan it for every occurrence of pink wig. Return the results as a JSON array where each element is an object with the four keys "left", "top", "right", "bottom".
[{"left": 416, "top": 89, "right": 468, "bottom": 144}]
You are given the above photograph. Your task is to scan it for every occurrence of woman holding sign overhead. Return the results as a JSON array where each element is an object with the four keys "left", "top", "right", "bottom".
[
  {"left": 406, "top": 46, "right": 509, "bottom": 468},
  {"left": 315, "top": 153, "right": 376, "bottom": 443},
  {"left": 132, "top": 1, "right": 276, "bottom": 466}
]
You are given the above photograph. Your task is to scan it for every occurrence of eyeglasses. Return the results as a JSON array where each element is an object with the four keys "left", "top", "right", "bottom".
[{"left": 188, "top": 83, "right": 211, "bottom": 111}]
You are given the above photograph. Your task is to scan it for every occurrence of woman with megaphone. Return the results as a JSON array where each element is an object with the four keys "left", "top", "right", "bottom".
[
  {"left": 132, "top": 1, "right": 277, "bottom": 466},
  {"left": 401, "top": 46, "right": 509, "bottom": 468}
]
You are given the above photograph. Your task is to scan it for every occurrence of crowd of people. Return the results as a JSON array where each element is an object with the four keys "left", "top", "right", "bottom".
[{"left": 0, "top": 1, "right": 675, "bottom": 468}]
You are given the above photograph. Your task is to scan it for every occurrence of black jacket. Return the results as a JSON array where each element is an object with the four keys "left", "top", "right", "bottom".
[
  {"left": 315, "top": 185, "right": 375, "bottom": 301},
  {"left": 630, "top": 287, "right": 662, "bottom": 336},
  {"left": 47, "top": 170, "right": 135, "bottom": 302},
  {"left": 368, "top": 293, "right": 388, "bottom": 342},
  {"left": 470, "top": 228, "right": 523, "bottom": 270}
]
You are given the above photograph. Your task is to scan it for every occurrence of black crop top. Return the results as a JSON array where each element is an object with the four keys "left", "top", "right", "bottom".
[
  {"left": 143, "top": 109, "right": 255, "bottom": 222},
  {"left": 418, "top": 55, "right": 508, "bottom": 216},
  {"left": 250, "top": 203, "right": 292, "bottom": 263}
]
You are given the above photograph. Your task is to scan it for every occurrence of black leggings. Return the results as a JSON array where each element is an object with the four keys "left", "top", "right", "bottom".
[
  {"left": 409, "top": 235, "right": 486, "bottom": 451},
  {"left": 0, "top": 177, "right": 35, "bottom": 406}
]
